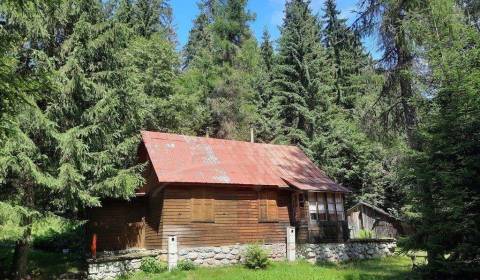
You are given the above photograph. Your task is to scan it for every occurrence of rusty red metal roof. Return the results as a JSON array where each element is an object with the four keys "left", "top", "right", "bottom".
[{"left": 140, "top": 131, "right": 350, "bottom": 192}]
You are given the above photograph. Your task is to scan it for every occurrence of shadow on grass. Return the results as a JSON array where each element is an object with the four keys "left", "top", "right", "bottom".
[
  {"left": 0, "top": 247, "right": 85, "bottom": 280},
  {"left": 315, "top": 257, "right": 419, "bottom": 280}
]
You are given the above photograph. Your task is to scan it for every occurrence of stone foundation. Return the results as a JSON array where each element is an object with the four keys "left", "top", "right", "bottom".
[
  {"left": 178, "top": 243, "right": 286, "bottom": 266},
  {"left": 87, "top": 240, "right": 395, "bottom": 279},
  {"left": 297, "top": 239, "right": 396, "bottom": 263},
  {"left": 87, "top": 249, "right": 166, "bottom": 280}
]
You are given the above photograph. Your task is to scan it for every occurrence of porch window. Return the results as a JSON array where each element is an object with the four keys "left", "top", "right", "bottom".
[
  {"left": 308, "top": 193, "right": 318, "bottom": 221},
  {"left": 335, "top": 193, "right": 345, "bottom": 221},
  {"left": 308, "top": 193, "right": 327, "bottom": 222},
  {"left": 327, "top": 193, "right": 336, "bottom": 220}
]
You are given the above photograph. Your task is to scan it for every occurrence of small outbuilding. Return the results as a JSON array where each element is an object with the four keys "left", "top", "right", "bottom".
[{"left": 347, "top": 201, "right": 403, "bottom": 239}]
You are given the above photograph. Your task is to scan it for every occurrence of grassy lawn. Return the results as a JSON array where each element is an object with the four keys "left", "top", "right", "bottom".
[
  {"left": 121, "top": 256, "right": 417, "bottom": 280},
  {"left": 0, "top": 247, "right": 84, "bottom": 280}
]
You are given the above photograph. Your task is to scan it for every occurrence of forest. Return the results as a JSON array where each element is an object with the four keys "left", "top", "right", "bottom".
[{"left": 0, "top": 0, "right": 479, "bottom": 279}]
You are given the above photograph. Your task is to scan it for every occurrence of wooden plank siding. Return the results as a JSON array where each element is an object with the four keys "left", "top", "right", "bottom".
[
  {"left": 87, "top": 198, "right": 146, "bottom": 251},
  {"left": 152, "top": 185, "right": 292, "bottom": 249}
]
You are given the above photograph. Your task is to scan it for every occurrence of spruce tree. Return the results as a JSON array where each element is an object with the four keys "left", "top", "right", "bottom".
[
  {"left": 183, "top": 0, "right": 217, "bottom": 67},
  {"left": 355, "top": 0, "right": 426, "bottom": 149},
  {"left": 260, "top": 28, "right": 274, "bottom": 72},
  {"left": 271, "top": 0, "right": 332, "bottom": 152},
  {"left": 401, "top": 0, "right": 480, "bottom": 271},
  {"left": 322, "top": 0, "right": 368, "bottom": 110},
  {"left": 1, "top": 1, "right": 179, "bottom": 277},
  {"left": 254, "top": 28, "right": 278, "bottom": 142},
  {"left": 179, "top": 0, "right": 259, "bottom": 139}
]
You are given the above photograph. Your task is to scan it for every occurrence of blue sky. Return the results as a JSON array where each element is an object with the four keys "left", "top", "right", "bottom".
[{"left": 170, "top": 0, "right": 380, "bottom": 58}]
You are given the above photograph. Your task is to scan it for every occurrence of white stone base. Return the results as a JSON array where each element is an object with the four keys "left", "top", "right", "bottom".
[
  {"left": 178, "top": 243, "right": 286, "bottom": 266},
  {"left": 87, "top": 241, "right": 395, "bottom": 279},
  {"left": 297, "top": 240, "right": 396, "bottom": 263}
]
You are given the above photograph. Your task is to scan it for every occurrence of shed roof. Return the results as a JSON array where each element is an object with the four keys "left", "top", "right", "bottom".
[
  {"left": 140, "top": 131, "right": 350, "bottom": 192},
  {"left": 346, "top": 201, "right": 399, "bottom": 220}
]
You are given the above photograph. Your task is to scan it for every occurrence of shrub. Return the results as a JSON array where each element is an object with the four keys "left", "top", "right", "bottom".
[
  {"left": 243, "top": 244, "right": 270, "bottom": 269},
  {"left": 32, "top": 215, "right": 85, "bottom": 252},
  {"left": 140, "top": 257, "right": 167, "bottom": 273},
  {"left": 177, "top": 259, "right": 196, "bottom": 271},
  {"left": 358, "top": 229, "right": 374, "bottom": 239}
]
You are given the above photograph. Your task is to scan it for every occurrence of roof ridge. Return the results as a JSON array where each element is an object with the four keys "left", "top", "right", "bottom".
[{"left": 141, "top": 130, "right": 299, "bottom": 148}]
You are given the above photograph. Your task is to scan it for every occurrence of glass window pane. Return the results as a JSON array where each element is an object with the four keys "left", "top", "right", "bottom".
[{"left": 337, "top": 212, "right": 344, "bottom": 221}]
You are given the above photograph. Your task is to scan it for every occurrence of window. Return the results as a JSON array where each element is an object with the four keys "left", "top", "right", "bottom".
[
  {"left": 308, "top": 193, "right": 318, "bottom": 221},
  {"left": 317, "top": 194, "right": 327, "bottom": 221},
  {"left": 259, "top": 190, "right": 278, "bottom": 222},
  {"left": 327, "top": 193, "right": 336, "bottom": 221},
  {"left": 298, "top": 194, "right": 305, "bottom": 207},
  {"left": 308, "top": 193, "right": 327, "bottom": 222},
  {"left": 191, "top": 187, "right": 214, "bottom": 222},
  {"left": 335, "top": 193, "right": 344, "bottom": 221}
]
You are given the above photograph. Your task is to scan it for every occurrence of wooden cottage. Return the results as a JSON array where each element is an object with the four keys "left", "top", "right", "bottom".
[
  {"left": 347, "top": 201, "right": 403, "bottom": 239},
  {"left": 87, "top": 131, "right": 351, "bottom": 252}
]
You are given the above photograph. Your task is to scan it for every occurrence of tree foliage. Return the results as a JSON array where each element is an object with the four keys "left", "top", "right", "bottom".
[{"left": 1, "top": 0, "right": 479, "bottom": 277}]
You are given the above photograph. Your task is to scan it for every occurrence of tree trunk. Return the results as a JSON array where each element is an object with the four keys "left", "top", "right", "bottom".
[
  {"left": 11, "top": 181, "right": 34, "bottom": 280},
  {"left": 11, "top": 235, "right": 31, "bottom": 280},
  {"left": 397, "top": 22, "right": 419, "bottom": 150}
]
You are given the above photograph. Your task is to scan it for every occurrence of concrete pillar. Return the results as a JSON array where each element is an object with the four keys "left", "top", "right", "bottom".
[
  {"left": 168, "top": 235, "right": 178, "bottom": 271},
  {"left": 286, "top": 226, "right": 295, "bottom": 261}
]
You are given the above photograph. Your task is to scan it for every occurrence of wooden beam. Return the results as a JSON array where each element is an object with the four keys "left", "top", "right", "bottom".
[{"left": 324, "top": 192, "right": 329, "bottom": 221}]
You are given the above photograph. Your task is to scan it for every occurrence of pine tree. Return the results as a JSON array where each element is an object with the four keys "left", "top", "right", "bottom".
[
  {"left": 0, "top": 1, "right": 92, "bottom": 277},
  {"left": 322, "top": 0, "right": 369, "bottom": 110},
  {"left": 1, "top": 0, "right": 179, "bottom": 277},
  {"left": 178, "top": 0, "right": 259, "bottom": 139},
  {"left": 254, "top": 28, "right": 278, "bottom": 142},
  {"left": 271, "top": 0, "right": 332, "bottom": 152},
  {"left": 183, "top": 0, "right": 217, "bottom": 67},
  {"left": 401, "top": 0, "right": 480, "bottom": 272},
  {"left": 132, "top": 0, "right": 176, "bottom": 42},
  {"left": 211, "top": 0, "right": 255, "bottom": 64},
  {"left": 260, "top": 28, "right": 274, "bottom": 72},
  {"left": 354, "top": 0, "right": 426, "bottom": 149}
]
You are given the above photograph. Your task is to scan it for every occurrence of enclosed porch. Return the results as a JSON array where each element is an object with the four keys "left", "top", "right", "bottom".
[{"left": 292, "top": 191, "right": 348, "bottom": 243}]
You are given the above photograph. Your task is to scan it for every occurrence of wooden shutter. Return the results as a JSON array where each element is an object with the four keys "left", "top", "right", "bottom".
[
  {"left": 267, "top": 191, "right": 278, "bottom": 222},
  {"left": 203, "top": 194, "right": 214, "bottom": 222},
  {"left": 258, "top": 190, "right": 278, "bottom": 222},
  {"left": 259, "top": 191, "right": 268, "bottom": 222},
  {"left": 191, "top": 187, "right": 215, "bottom": 222}
]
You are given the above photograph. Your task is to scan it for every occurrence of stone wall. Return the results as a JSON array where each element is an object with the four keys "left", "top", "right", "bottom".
[
  {"left": 178, "top": 243, "right": 286, "bottom": 266},
  {"left": 87, "top": 249, "right": 166, "bottom": 280},
  {"left": 297, "top": 239, "right": 396, "bottom": 263},
  {"left": 87, "top": 240, "right": 395, "bottom": 279}
]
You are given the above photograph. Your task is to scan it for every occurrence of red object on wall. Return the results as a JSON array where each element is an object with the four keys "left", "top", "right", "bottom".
[{"left": 91, "top": 233, "right": 97, "bottom": 259}]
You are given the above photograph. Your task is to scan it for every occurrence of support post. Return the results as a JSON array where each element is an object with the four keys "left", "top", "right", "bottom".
[
  {"left": 286, "top": 226, "right": 295, "bottom": 261},
  {"left": 168, "top": 235, "right": 177, "bottom": 271}
]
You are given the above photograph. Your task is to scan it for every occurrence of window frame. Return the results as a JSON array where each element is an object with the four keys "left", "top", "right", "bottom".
[
  {"left": 335, "top": 193, "right": 345, "bottom": 221},
  {"left": 308, "top": 192, "right": 328, "bottom": 223}
]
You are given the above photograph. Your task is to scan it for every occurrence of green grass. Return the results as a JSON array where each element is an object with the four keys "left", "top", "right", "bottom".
[
  {"left": 0, "top": 247, "right": 84, "bottom": 280},
  {"left": 120, "top": 256, "right": 417, "bottom": 280}
]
